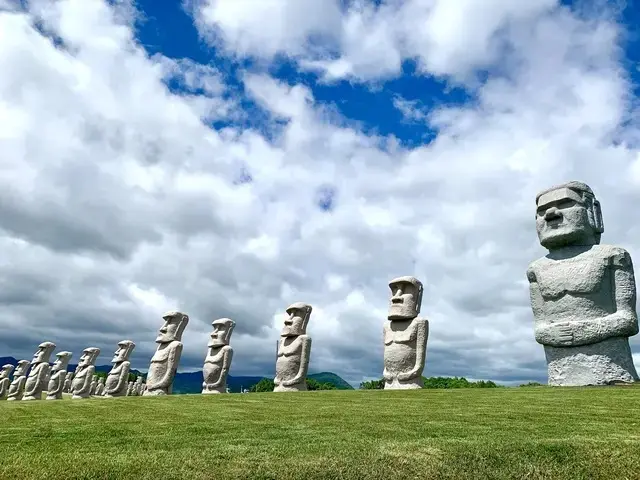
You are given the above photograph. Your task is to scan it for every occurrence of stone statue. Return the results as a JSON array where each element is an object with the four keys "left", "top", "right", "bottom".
[
  {"left": 71, "top": 347, "right": 100, "bottom": 399},
  {"left": 7, "top": 360, "right": 30, "bottom": 401},
  {"left": 0, "top": 364, "right": 15, "bottom": 400},
  {"left": 46, "top": 351, "right": 72, "bottom": 400},
  {"left": 62, "top": 372, "right": 74, "bottom": 393},
  {"left": 383, "top": 276, "right": 428, "bottom": 389},
  {"left": 134, "top": 376, "right": 144, "bottom": 395},
  {"left": 89, "top": 375, "right": 98, "bottom": 396},
  {"left": 144, "top": 311, "right": 189, "bottom": 396},
  {"left": 23, "top": 342, "right": 56, "bottom": 401},
  {"left": 202, "top": 318, "right": 235, "bottom": 394},
  {"left": 274, "top": 303, "right": 312, "bottom": 392},
  {"left": 127, "top": 381, "right": 135, "bottom": 396},
  {"left": 104, "top": 340, "right": 135, "bottom": 398},
  {"left": 94, "top": 377, "right": 105, "bottom": 396},
  {"left": 527, "top": 181, "right": 640, "bottom": 386}
]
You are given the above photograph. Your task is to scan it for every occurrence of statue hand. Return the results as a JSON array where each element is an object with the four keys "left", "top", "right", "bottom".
[
  {"left": 397, "top": 371, "right": 414, "bottom": 382},
  {"left": 273, "top": 376, "right": 281, "bottom": 386},
  {"left": 549, "top": 322, "right": 574, "bottom": 346},
  {"left": 383, "top": 369, "right": 394, "bottom": 381}
]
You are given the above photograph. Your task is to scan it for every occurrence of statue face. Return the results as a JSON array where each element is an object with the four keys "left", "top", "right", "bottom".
[
  {"left": 156, "top": 312, "right": 187, "bottom": 343},
  {"left": 281, "top": 308, "right": 308, "bottom": 337},
  {"left": 78, "top": 349, "right": 99, "bottom": 368},
  {"left": 388, "top": 280, "right": 421, "bottom": 320},
  {"left": 112, "top": 342, "right": 134, "bottom": 363},
  {"left": 15, "top": 361, "right": 30, "bottom": 376},
  {"left": 536, "top": 187, "right": 596, "bottom": 249},
  {"left": 209, "top": 320, "right": 235, "bottom": 347},
  {"left": 0, "top": 365, "right": 13, "bottom": 379},
  {"left": 32, "top": 343, "right": 55, "bottom": 364},
  {"left": 51, "top": 353, "right": 71, "bottom": 372}
]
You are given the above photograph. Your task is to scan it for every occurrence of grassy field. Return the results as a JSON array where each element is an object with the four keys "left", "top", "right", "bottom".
[{"left": 1, "top": 387, "right": 640, "bottom": 479}]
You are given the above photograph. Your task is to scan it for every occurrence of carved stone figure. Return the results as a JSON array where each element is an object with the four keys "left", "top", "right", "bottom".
[
  {"left": 62, "top": 372, "right": 74, "bottom": 393},
  {"left": 46, "top": 351, "right": 72, "bottom": 400},
  {"left": 127, "top": 381, "right": 135, "bottom": 396},
  {"left": 0, "top": 364, "right": 15, "bottom": 400},
  {"left": 383, "top": 276, "right": 429, "bottom": 389},
  {"left": 202, "top": 318, "right": 235, "bottom": 394},
  {"left": 143, "top": 311, "right": 189, "bottom": 396},
  {"left": 94, "top": 377, "right": 105, "bottom": 396},
  {"left": 105, "top": 340, "right": 135, "bottom": 398},
  {"left": 274, "top": 303, "right": 312, "bottom": 392},
  {"left": 134, "top": 376, "right": 144, "bottom": 395},
  {"left": 71, "top": 347, "right": 100, "bottom": 399},
  {"left": 89, "top": 375, "right": 98, "bottom": 396},
  {"left": 527, "top": 181, "right": 640, "bottom": 386},
  {"left": 23, "top": 342, "right": 56, "bottom": 401},
  {"left": 7, "top": 360, "right": 30, "bottom": 401}
]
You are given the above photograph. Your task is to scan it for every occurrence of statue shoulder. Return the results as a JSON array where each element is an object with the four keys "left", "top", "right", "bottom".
[
  {"left": 596, "top": 244, "right": 632, "bottom": 267},
  {"left": 526, "top": 258, "right": 545, "bottom": 282}
]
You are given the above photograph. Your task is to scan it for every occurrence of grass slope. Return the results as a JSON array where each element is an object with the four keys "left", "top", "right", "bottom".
[
  {"left": 1, "top": 387, "right": 639, "bottom": 479},
  {"left": 308, "top": 371, "right": 354, "bottom": 389}
]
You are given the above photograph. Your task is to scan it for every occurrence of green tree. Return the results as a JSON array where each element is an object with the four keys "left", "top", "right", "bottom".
[
  {"left": 306, "top": 378, "right": 337, "bottom": 390},
  {"left": 422, "top": 376, "right": 502, "bottom": 389},
  {"left": 249, "top": 378, "right": 275, "bottom": 392},
  {"left": 359, "top": 379, "right": 385, "bottom": 390},
  {"left": 519, "top": 381, "right": 544, "bottom": 387}
]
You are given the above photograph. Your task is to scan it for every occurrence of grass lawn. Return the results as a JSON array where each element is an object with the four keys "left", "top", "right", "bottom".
[{"left": 1, "top": 387, "right": 640, "bottom": 479}]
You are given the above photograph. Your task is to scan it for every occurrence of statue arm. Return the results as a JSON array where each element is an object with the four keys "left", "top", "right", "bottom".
[
  {"left": 382, "top": 323, "right": 394, "bottom": 381},
  {"left": 211, "top": 348, "right": 232, "bottom": 388},
  {"left": 569, "top": 251, "right": 639, "bottom": 345},
  {"left": 149, "top": 343, "right": 182, "bottom": 390},
  {"left": 79, "top": 367, "right": 95, "bottom": 394},
  {"left": 114, "top": 362, "right": 131, "bottom": 393},
  {"left": 527, "top": 266, "right": 559, "bottom": 346},
  {"left": 273, "top": 341, "right": 282, "bottom": 385},
  {"left": 282, "top": 337, "right": 311, "bottom": 387},
  {"left": 398, "top": 319, "right": 428, "bottom": 381}
]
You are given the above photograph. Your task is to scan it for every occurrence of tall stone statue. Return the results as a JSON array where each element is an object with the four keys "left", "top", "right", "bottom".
[
  {"left": 274, "top": 303, "right": 312, "bottom": 392},
  {"left": 143, "top": 311, "right": 189, "bottom": 396},
  {"left": 7, "top": 360, "right": 30, "bottom": 401},
  {"left": 23, "top": 342, "right": 56, "bottom": 401},
  {"left": 62, "top": 372, "right": 74, "bottom": 393},
  {"left": 134, "top": 376, "right": 145, "bottom": 396},
  {"left": 104, "top": 340, "right": 135, "bottom": 398},
  {"left": 0, "top": 364, "right": 14, "bottom": 400},
  {"left": 383, "top": 276, "right": 429, "bottom": 389},
  {"left": 46, "top": 351, "right": 72, "bottom": 400},
  {"left": 202, "top": 318, "right": 235, "bottom": 394},
  {"left": 527, "top": 181, "right": 640, "bottom": 386},
  {"left": 71, "top": 347, "right": 100, "bottom": 399}
]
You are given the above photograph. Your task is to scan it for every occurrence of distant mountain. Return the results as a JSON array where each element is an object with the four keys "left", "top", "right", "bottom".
[{"left": 0, "top": 357, "right": 352, "bottom": 393}]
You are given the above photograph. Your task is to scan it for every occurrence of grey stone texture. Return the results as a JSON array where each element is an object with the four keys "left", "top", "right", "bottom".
[
  {"left": 71, "top": 347, "right": 100, "bottom": 399},
  {"left": 0, "top": 364, "right": 14, "bottom": 400},
  {"left": 127, "top": 381, "right": 135, "bottom": 396},
  {"left": 383, "top": 276, "right": 429, "bottom": 389},
  {"left": 95, "top": 377, "right": 105, "bottom": 396},
  {"left": 274, "top": 303, "right": 312, "bottom": 392},
  {"left": 23, "top": 342, "right": 56, "bottom": 401},
  {"left": 62, "top": 372, "right": 74, "bottom": 394},
  {"left": 527, "top": 181, "right": 640, "bottom": 386},
  {"left": 202, "top": 318, "right": 235, "bottom": 394},
  {"left": 46, "top": 351, "right": 72, "bottom": 400},
  {"left": 105, "top": 340, "right": 135, "bottom": 398},
  {"left": 143, "top": 311, "right": 189, "bottom": 396},
  {"left": 7, "top": 360, "right": 30, "bottom": 401},
  {"left": 134, "top": 376, "right": 145, "bottom": 395}
]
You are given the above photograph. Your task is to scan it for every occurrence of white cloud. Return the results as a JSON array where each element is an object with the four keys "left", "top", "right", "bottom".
[{"left": 0, "top": 0, "right": 639, "bottom": 386}]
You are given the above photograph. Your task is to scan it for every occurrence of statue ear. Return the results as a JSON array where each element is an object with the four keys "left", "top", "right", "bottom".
[
  {"left": 592, "top": 199, "right": 604, "bottom": 233},
  {"left": 416, "top": 283, "right": 423, "bottom": 315}
]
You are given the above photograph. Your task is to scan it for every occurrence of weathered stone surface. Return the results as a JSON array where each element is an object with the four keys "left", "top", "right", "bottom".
[
  {"left": 202, "top": 318, "right": 235, "bottom": 394},
  {"left": 383, "top": 276, "right": 428, "bottom": 390},
  {"left": 105, "top": 340, "right": 135, "bottom": 398},
  {"left": 527, "top": 181, "right": 640, "bottom": 386},
  {"left": 0, "top": 364, "right": 14, "bottom": 400},
  {"left": 7, "top": 360, "right": 30, "bottom": 401},
  {"left": 143, "top": 311, "right": 189, "bottom": 396},
  {"left": 134, "top": 376, "right": 145, "bottom": 396},
  {"left": 71, "top": 348, "right": 100, "bottom": 399},
  {"left": 46, "top": 351, "right": 72, "bottom": 400},
  {"left": 127, "top": 381, "right": 135, "bottom": 396},
  {"left": 23, "top": 342, "right": 56, "bottom": 401},
  {"left": 62, "top": 372, "right": 74, "bottom": 394},
  {"left": 94, "top": 377, "right": 105, "bottom": 396},
  {"left": 89, "top": 375, "right": 98, "bottom": 396},
  {"left": 274, "top": 303, "right": 312, "bottom": 392}
]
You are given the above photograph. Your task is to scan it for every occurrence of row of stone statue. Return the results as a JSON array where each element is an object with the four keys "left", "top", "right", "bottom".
[{"left": 1, "top": 181, "right": 638, "bottom": 395}]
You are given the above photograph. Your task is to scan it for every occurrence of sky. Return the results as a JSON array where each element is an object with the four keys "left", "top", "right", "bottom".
[{"left": 1, "top": 0, "right": 640, "bottom": 387}]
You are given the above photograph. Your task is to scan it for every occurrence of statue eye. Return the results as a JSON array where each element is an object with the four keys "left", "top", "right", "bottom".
[{"left": 558, "top": 199, "right": 575, "bottom": 208}]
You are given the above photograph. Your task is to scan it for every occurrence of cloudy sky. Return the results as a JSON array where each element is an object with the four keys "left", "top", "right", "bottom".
[{"left": 1, "top": 0, "right": 640, "bottom": 386}]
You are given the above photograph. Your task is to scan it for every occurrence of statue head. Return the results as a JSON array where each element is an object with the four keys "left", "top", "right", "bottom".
[
  {"left": 51, "top": 351, "right": 72, "bottom": 372},
  {"left": 135, "top": 377, "right": 143, "bottom": 385},
  {"left": 156, "top": 311, "right": 189, "bottom": 343},
  {"left": 14, "top": 360, "right": 30, "bottom": 376},
  {"left": 388, "top": 276, "right": 423, "bottom": 320},
  {"left": 112, "top": 340, "right": 136, "bottom": 363},
  {"left": 535, "top": 181, "right": 604, "bottom": 250},
  {"left": 78, "top": 347, "right": 100, "bottom": 368},
  {"left": 209, "top": 318, "right": 236, "bottom": 348},
  {"left": 32, "top": 342, "right": 56, "bottom": 365},
  {"left": 0, "top": 364, "right": 14, "bottom": 380},
  {"left": 281, "top": 303, "right": 312, "bottom": 337},
  {"left": 98, "top": 377, "right": 105, "bottom": 385}
]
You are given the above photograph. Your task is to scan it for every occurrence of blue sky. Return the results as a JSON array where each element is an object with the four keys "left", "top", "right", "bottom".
[{"left": 1, "top": 0, "right": 640, "bottom": 386}]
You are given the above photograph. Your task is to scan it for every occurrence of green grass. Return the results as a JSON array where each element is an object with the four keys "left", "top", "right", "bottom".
[{"left": 1, "top": 387, "right": 640, "bottom": 479}]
